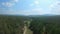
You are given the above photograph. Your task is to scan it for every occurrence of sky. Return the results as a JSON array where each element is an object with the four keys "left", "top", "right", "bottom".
[{"left": 0, "top": 0, "right": 60, "bottom": 15}]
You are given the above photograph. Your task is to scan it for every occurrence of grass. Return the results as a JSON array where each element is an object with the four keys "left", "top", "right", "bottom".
[{"left": 26, "top": 27, "right": 33, "bottom": 34}]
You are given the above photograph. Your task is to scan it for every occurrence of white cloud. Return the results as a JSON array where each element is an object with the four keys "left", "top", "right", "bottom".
[
  {"left": 1, "top": 0, "right": 19, "bottom": 7},
  {"left": 49, "top": 1, "right": 60, "bottom": 15},
  {"left": 0, "top": 8, "right": 47, "bottom": 15},
  {"left": 13, "top": 0, "right": 19, "bottom": 2},
  {"left": 29, "top": 0, "right": 40, "bottom": 7},
  {"left": 49, "top": 1, "right": 60, "bottom": 9},
  {"left": 30, "top": 8, "right": 45, "bottom": 15},
  {"left": 34, "top": 1, "right": 39, "bottom": 5},
  {"left": 2, "top": 2, "right": 15, "bottom": 7},
  {"left": 19, "top": 8, "right": 47, "bottom": 15}
]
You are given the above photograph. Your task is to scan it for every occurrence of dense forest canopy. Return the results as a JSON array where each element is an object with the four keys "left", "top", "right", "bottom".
[
  {"left": 29, "top": 15, "right": 60, "bottom": 34},
  {"left": 0, "top": 15, "right": 60, "bottom": 34}
]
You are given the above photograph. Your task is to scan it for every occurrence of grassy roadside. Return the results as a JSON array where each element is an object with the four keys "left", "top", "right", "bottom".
[{"left": 26, "top": 27, "right": 33, "bottom": 34}]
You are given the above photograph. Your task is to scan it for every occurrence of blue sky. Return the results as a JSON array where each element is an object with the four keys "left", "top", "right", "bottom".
[{"left": 0, "top": 0, "right": 60, "bottom": 15}]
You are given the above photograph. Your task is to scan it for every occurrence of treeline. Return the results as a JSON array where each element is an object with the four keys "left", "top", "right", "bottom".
[
  {"left": 0, "top": 15, "right": 60, "bottom": 34},
  {"left": 29, "top": 16, "right": 60, "bottom": 34},
  {"left": 0, "top": 15, "right": 30, "bottom": 34}
]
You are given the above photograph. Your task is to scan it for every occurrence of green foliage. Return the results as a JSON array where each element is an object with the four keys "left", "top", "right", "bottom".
[
  {"left": 0, "top": 15, "right": 60, "bottom": 34},
  {"left": 0, "top": 15, "right": 25, "bottom": 34},
  {"left": 29, "top": 16, "right": 60, "bottom": 34}
]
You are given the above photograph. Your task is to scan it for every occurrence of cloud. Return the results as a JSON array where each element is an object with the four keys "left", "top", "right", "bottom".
[
  {"left": 13, "top": 0, "right": 19, "bottom": 2},
  {"left": 1, "top": 0, "right": 19, "bottom": 7},
  {"left": 0, "top": 8, "right": 47, "bottom": 15},
  {"left": 29, "top": 0, "right": 40, "bottom": 7},
  {"left": 34, "top": 1, "right": 39, "bottom": 5},
  {"left": 49, "top": 1, "right": 60, "bottom": 15},
  {"left": 2, "top": 2, "right": 15, "bottom": 7},
  {"left": 19, "top": 8, "right": 47, "bottom": 15},
  {"left": 49, "top": 1, "right": 60, "bottom": 9},
  {"left": 30, "top": 8, "right": 46, "bottom": 15}
]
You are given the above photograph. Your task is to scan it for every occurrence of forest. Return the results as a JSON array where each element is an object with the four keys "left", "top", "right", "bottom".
[
  {"left": 0, "top": 15, "right": 60, "bottom": 34},
  {"left": 29, "top": 15, "right": 60, "bottom": 34}
]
